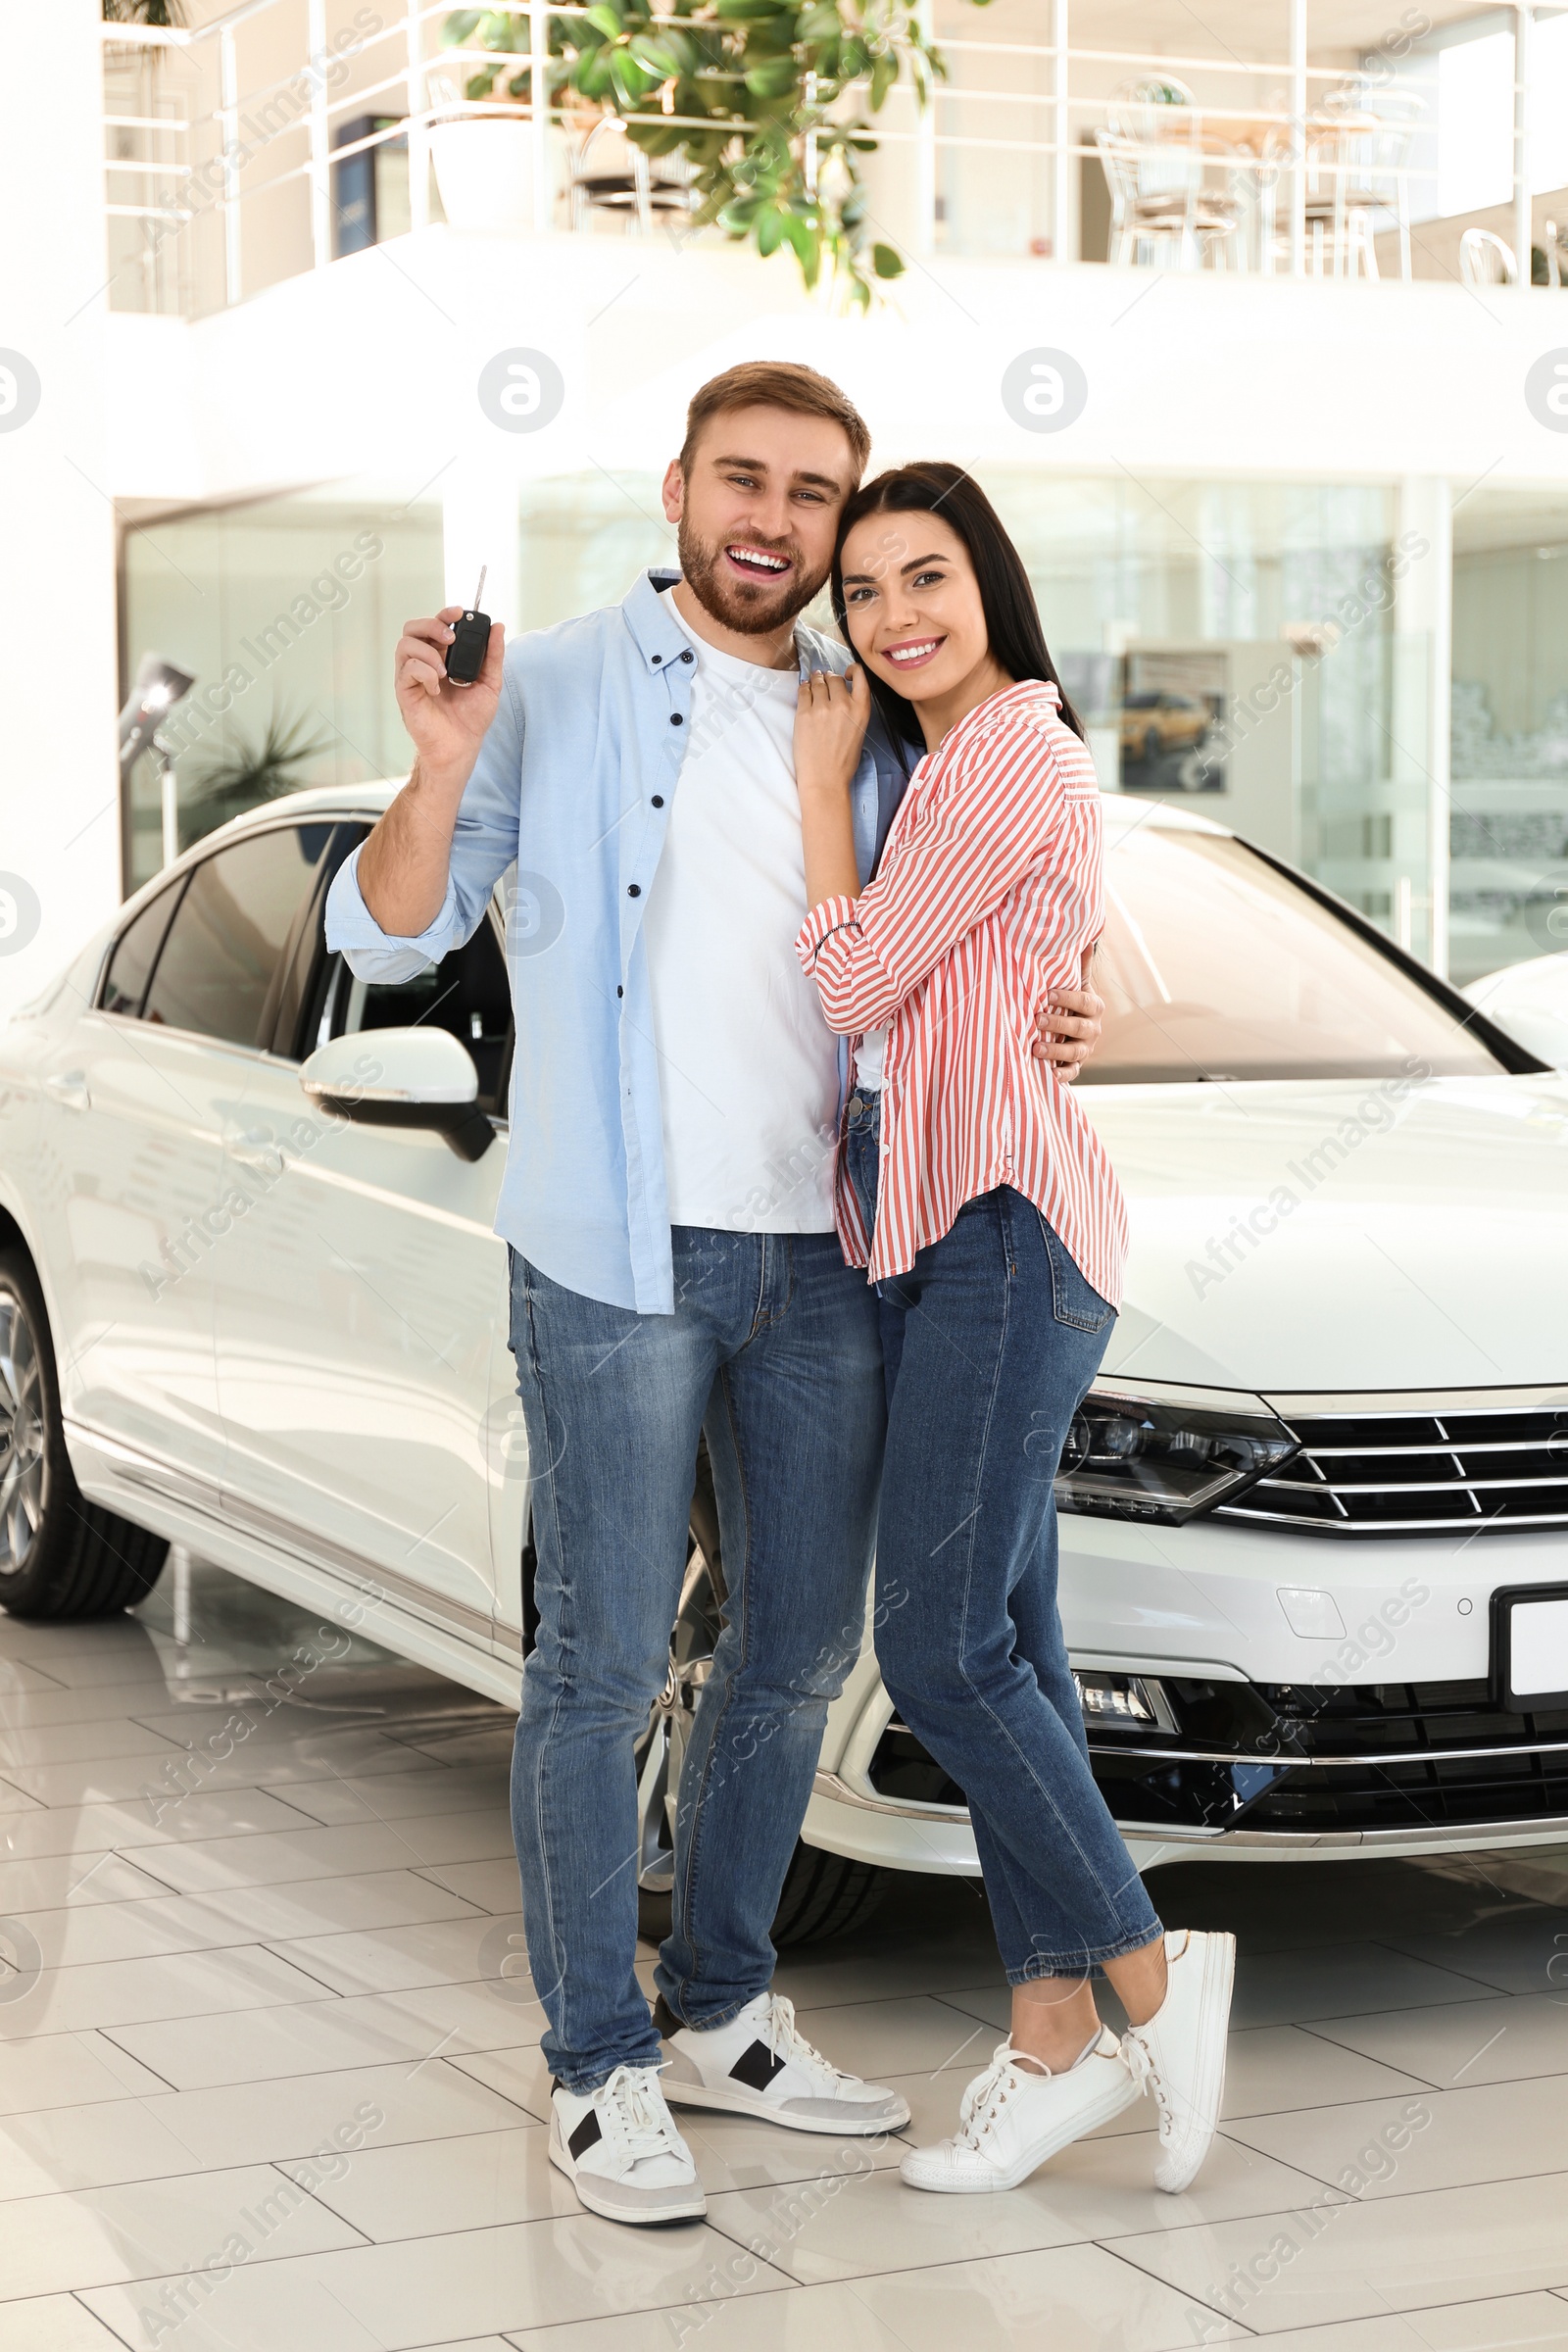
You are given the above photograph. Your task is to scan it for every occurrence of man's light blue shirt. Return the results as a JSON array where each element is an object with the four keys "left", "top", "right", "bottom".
[{"left": 325, "top": 567, "right": 911, "bottom": 1314}]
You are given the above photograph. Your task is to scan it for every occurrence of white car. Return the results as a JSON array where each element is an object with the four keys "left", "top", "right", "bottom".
[
  {"left": 1464, "top": 949, "right": 1568, "bottom": 1071},
  {"left": 2, "top": 787, "right": 1567, "bottom": 1949}
]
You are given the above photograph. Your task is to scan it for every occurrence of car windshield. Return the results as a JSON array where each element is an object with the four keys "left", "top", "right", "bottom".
[{"left": 1083, "top": 824, "right": 1506, "bottom": 1084}]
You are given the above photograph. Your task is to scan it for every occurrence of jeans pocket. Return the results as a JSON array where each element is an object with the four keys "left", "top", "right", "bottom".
[{"left": 1037, "top": 1212, "right": 1114, "bottom": 1333}]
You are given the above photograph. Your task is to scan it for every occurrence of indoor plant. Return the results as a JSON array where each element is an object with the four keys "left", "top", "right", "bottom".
[{"left": 438, "top": 0, "right": 958, "bottom": 304}]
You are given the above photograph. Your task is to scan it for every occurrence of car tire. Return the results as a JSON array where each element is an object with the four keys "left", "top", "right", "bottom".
[
  {"left": 0, "top": 1250, "right": 168, "bottom": 1620},
  {"left": 633, "top": 1444, "right": 889, "bottom": 1952}
]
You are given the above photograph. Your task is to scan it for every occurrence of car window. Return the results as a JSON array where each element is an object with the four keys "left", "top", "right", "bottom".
[
  {"left": 311, "top": 914, "right": 513, "bottom": 1117},
  {"left": 142, "top": 826, "right": 330, "bottom": 1049},
  {"left": 1084, "top": 826, "right": 1506, "bottom": 1085},
  {"left": 100, "top": 875, "right": 186, "bottom": 1017}
]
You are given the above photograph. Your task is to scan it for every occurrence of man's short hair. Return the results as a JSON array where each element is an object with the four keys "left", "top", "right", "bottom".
[{"left": 679, "top": 363, "right": 871, "bottom": 478}]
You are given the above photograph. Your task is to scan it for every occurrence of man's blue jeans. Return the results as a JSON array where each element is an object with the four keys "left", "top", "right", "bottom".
[
  {"left": 844, "top": 1091, "right": 1163, "bottom": 1984},
  {"left": 507, "top": 1233, "right": 885, "bottom": 2091}
]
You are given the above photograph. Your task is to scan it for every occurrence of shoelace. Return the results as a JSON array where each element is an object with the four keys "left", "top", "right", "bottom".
[
  {"left": 952, "top": 2045, "right": 1036, "bottom": 2151},
  {"left": 1123, "top": 2033, "right": 1178, "bottom": 2146},
  {"left": 759, "top": 1995, "right": 858, "bottom": 2093},
  {"left": 588, "top": 2064, "right": 684, "bottom": 2166}
]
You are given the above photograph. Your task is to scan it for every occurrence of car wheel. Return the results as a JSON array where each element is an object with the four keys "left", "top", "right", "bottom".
[
  {"left": 0, "top": 1250, "right": 168, "bottom": 1620},
  {"left": 634, "top": 1446, "right": 889, "bottom": 1952}
]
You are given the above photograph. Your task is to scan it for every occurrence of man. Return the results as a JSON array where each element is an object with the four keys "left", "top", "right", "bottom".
[{"left": 326, "top": 362, "right": 1103, "bottom": 2226}]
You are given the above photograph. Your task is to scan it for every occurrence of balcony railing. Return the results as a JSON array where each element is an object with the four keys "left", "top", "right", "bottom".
[{"left": 100, "top": 0, "right": 1556, "bottom": 318}]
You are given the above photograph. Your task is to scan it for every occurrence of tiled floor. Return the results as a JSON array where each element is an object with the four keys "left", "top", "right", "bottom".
[{"left": 3, "top": 1565, "right": 1568, "bottom": 2352}]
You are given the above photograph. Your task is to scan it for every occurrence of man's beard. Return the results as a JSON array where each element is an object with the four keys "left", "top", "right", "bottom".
[{"left": 676, "top": 515, "right": 828, "bottom": 636}]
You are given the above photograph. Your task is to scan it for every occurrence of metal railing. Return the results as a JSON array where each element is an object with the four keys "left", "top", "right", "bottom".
[{"left": 100, "top": 0, "right": 1554, "bottom": 317}]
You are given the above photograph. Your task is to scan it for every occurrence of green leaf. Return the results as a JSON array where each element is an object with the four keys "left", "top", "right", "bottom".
[
  {"left": 755, "top": 204, "right": 785, "bottom": 255},
  {"left": 743, "top": 57, "right": 797, "bottom": 96},
  {"left": 583, "top": 3, "right": 624, "bottom": 35},
  {"left": 798, "top": 3, "right": 842, "bottom": 38},
  {"left": 441, "top": 11, "right": 483, "bottom": 47},
  {"left": 871, "top": 240, "right": 905, "bottom": 277},
  {"left": 868, "top": 50, "right": 897, "bottom": 109},
  {"left": 716, "top": 0, "right": 787, "bottom": 16}
]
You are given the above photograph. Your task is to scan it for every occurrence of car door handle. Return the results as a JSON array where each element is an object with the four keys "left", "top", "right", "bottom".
[
  {"left": 44, "top": 1071, "right": 90, "bottom": 1113},
  {"left": 223, "top": 1123, "right": 279, "bottom": 1171}
]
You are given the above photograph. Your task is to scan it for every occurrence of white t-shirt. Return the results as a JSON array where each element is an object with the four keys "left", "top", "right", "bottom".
[
  {"left": 856, "top": 1026, "right": 889, "bottom": 1091},
  {"left": 641, "top": 589, "right": 840, "bottom": 1233}
]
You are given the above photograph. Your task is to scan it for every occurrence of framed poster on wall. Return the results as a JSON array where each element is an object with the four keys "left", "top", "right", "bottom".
[{"left": 1120, "top": 650, "right": 1229, "bottom": 794}]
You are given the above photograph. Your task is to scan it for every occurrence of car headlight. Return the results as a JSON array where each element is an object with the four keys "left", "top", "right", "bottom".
[{"left": 1055, "top": 1383, "right": 1298, "bottom": 1526}]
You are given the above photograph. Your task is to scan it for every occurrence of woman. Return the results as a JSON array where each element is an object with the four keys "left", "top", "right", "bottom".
[{"left": 792, "top": 465, "right": 1233, "bottom": 2196}]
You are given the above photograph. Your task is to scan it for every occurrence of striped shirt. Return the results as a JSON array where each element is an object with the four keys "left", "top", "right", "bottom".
[{"left": 795, "top": 678, "right": 1129, "bottom": 1306}]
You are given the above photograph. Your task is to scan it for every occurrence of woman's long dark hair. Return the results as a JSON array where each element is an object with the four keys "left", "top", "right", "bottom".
[{"left": 829, "top": 463, "right": 1085, "bottom": 756}]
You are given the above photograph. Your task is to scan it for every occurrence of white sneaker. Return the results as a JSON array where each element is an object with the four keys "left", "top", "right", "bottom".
[
  {"left": 548, "top": 2064, "right": 707, "bottom": 2224},
  {"left": 900, "top": 2028, "right": 1140, "bottom": 2193},
  {"left": 1122, "top": 1928, "right": 1236, "bottom": 2192},
  {"left": 660, "top": 1990, "right": 910, "bottom": 2135}
]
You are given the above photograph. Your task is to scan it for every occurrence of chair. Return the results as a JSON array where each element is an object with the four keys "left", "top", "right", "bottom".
[
  {"left": 1459, "top": 227, "right": 1517, "bottom": 288},
  {"left": 568, "top": 116, "right": 696, "bottom": 234},
  {"left": 1095, "top": 126, "right": 1245, "bottom": 271},
  {"left": 1301, "top": 113, "right": 1417, "bottom": 281},
  {"left": 1105, "top": 74, "right": 1198, "bottom": 146}
]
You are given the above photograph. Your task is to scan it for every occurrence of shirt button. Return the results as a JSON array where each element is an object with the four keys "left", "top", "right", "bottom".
[
  {"left": 652, "top": 654, "right": 662, "bottom": 664},
  {"left": 670, "top": 713, "right": 683, "bottom": 727},
  {"left": 652, "top": 795, "right": 664, "bottom": 808},
  {"left": 681, "top": 650, "right": 694, "bottom": 663},
  {"left": 616, "top": 985, "right": 624, "bottom": 998},
  {"left": 627, "top": 884, "right": 642, "bottom": 898}
]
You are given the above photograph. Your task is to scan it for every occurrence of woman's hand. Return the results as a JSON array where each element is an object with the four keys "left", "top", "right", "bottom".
[
  {"left": 795, "top": 666, "right": 871, "bottom": 802},
  {"left": 1033, "top": 982, "right": 1104, "bottom": 1083}
]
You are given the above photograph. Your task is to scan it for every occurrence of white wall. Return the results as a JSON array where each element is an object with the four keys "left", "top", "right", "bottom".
[{"left": 0, "top": 0, "right": 121, "bottom": 1018}]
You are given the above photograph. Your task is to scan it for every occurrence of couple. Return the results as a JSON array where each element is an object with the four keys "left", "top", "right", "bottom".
[{"left": 327, "top": 360, "right": 1233, "bottom": 2225}]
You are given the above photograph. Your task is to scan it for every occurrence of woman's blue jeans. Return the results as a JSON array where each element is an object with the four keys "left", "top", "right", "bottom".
[{"left": 845, "top": 1090, "right": 1162, "bottom": 1984}]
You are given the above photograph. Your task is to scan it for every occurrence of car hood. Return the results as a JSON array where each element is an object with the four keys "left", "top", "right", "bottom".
[{"left": 1082, "top": 1074, "right": 1568, "bottom": 1392}]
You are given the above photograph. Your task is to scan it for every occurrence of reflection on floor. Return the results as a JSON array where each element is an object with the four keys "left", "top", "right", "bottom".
[{"left": 0, "top": 1560, "right": 1567, "bottom": 2349}]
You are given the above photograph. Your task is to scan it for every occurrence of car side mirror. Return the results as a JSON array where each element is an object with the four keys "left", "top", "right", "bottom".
[{"left": 299, "top": 1027, "right": 495, "bottom": 1161}]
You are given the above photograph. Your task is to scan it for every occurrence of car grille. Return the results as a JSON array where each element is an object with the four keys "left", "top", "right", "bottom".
[
  {"left": 867, "top": 1678, "right": 1568, "bottom": 1837},
  {"left": 1217, "top": 1401, "right": 1568, "bottom": 1535}
]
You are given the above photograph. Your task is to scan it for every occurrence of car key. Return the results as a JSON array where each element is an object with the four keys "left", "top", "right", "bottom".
[{"left": 444, "top": 567, "right": 492, "bottom": 686}]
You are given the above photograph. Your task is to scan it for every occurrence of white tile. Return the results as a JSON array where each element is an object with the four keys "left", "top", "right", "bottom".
[
  {"left": 1309, "top": 1992, "right": 1568, "bottom": 2088},
  {"left": 0, "top": 1943, "right": 334, "bottom": 2036},
  {"left": 1239, "top": 2292, "right": 1568, "bottom": 2352},
  {"left": 1224, "top": 1943, "right": 1504, "bottom": 2031},
  {"left": 1386, "top": 1914, "right": 1568, "bottom": 1997},
  {"left": 0, "top": 2161, "right": 366, "bottom": 2299},
  {"left": 507, "top": 2243, "right": 1249, "bottom": 2351},
  {"left": 0, "top": 2293, "right": 128, "bottom": 2350},
  {"left": 279, "top": 2123, "right": 573, "bottom": 2237},
  {"left": 105, "top": 1981, "right": 547, "bottom": 2088},
  {"left": 0, "top": 1729, "right": 440, "bottom": 1807},
  {"left": 1227, "top": 2075, "right": 1568, "bottom": 2199},
  {"left": 0, "top": 2031, "right": 172, "bottom": 2118},
  {"left": 0, "top": 1657, "right": 71, "bottom": 1694},
  {"left": 787, "top": 1994, "right": 1008, "bottom": 2082},
  {"left": 446, "top": 2045, "right": 552, "bottom": 2123},
  {"left": 127, "top": 2057, "right": 535, "bottom": 2171},
  {"left": 0, "top": 1718, "right": 186, "bottom": 1766},
  {"left": 1220, "top": 2025, "right": 1429, "bottom": 2119},
  {"left": 0, "top": 1852, "right": 179, "bottom": 1911},
  {"left": 76, "top": 2212, "right": 781, "bottom": 2349},
  {"left": 124, "top": 1810, "right": 515, "bottom": 1895},
  {"left": 1107, "top": 2171, "right": 1568, "bottom": 2335},
  {"left": 278, "top": 1766, "right": 510, "bottom": 1828},
  {"left": 0, "top": 1778, "right": 47, "bottom": 1814},
  {"left": 0, "top": 1786, "right": 322, "bottom": 1860},
  {"left": 410, "top": 1858, "right": 524, "bottom": 1913},
  {"left": 272, "top": 1911, "right": 527, "bottom": 1997},
  {"left": 15, "top": 1871, "right": 482, "bottom": 1969},
  {"left": 0, "top": 1677, "right": 214, "bottom": 1727}
]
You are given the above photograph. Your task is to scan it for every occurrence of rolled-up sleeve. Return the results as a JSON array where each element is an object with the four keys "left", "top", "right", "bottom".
[
  {"left": 794, "top": 718, "right": 1067, "bottom": 1035},
  {"left": 324, "top": 656, "right": 527, "bottom": 980}
]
